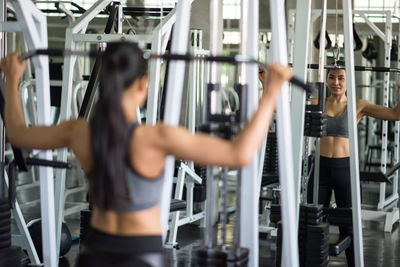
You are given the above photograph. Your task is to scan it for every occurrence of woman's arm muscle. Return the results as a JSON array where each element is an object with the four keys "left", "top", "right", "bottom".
[
  {"left": 153, "top": 87, "right": 280, "bottom": 168},
  {"left": 151, "top": 64, "right": 290, "bottom": 168},
  {"left": 357, "top": 99, "right": 400, "bottom": 121}
]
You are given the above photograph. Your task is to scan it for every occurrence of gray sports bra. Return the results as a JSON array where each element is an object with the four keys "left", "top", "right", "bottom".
[
  {"left": 325, "top": 108, "right": 349, "bottom": 138},
  {"left": 115, "top": 122, "right": 164, "bottom": 212}
]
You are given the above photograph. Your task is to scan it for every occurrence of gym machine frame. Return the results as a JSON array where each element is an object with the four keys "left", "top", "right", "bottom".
[
  {"left": 165, "top": 29, "right": 208, "bottom": 248},
  {"left": 268, "top": 0, "right": 300, "bottom": 266},
  {"left": 0, "top": 0, "right": 57, "bottom": 266},
  {"left": 55, "top": 0, "right": 177, "bottom": 256}
]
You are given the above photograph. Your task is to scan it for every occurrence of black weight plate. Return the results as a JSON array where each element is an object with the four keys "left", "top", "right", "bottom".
[
  {"left": 305, "top": 243, "right": 329, "bottom": 256},
  {"left": 0, "top": 246, "right": 22, "bottom": 267},
  {"left": 306, "top": 235, "right": 329, "bottom": 245},
  {"left": 196, "top": 257, "right": 226, "bottom": 266},
  {"left": 0, "top": 245, "right": 21, "bottom": 256},
  {"left": 0, "top": 238, "right": 11, "bottom": 249},
  {"left": 307, "top": 223, "right": 329, "bottom": 233},
  {"left": 80, "top": 218, "right": 91, "bottom": 224},
  {"left": 305, "top": 252, "right": 329, "bottom": 264},
  {"left": 304, "top": 256, "right": 329, "bottom": 267},
  {"left": 0, "top": 224, "right": 11, "bottom": 235},
  {"left": 0, "top": 198, "right": 8, "bottom": 205},
  {"left": 0, "top": 210, "right": 11, "bottom": 220},
  {"left": 197, "top": 249, "right": 227, "bottom": 260},
  {"left": 0, "top": 220, "right": 10, "bottom": 230},
  {"left": 304, "top": 209, "right": 324, "bottom": 218},
  {"left": 306, "top": 234, "right": 329, "bottom": 245},
  {"left": 0, "top": 231, "right": 11, "bottom": 242},
  {"left": 0, "top": 203, "right": 10, "bottom": 212}
]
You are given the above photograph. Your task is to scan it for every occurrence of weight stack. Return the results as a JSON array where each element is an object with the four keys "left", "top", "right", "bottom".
[
  {"left": 195, "top": 247, "right": 227, "bottom": 267},
  {"left": 0, "top": 198, "right": 11, "bottom": 250},
  {"left": 264, "top": 132, "right": 278, "bottom": 175},
  {"left": 0, "top": 197, "right": 21, "bottom": 267},
  {"left": 270, "top": 204, "right": 281, "bottom": 224},
  {"left": 299, "top": 204, "right": 329, "bottom": 267},
  {"left": 275, "top": 221, "right": 282, "bottom": 267},
  {"left": 304, "top": 112, "right": 327, "bottom": 137},
  {"left": 195, "top": 247, "right": 249, "bottom": 267},
  {"left": 80, "top": 209, "right": 92, "bottom": 244},
  {"left": 274, "top": 204, "right": 329, "bottom": 267}
]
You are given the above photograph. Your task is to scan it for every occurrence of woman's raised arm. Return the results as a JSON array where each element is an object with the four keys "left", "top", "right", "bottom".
[
  {"left": 1, "top": 52, "right": 80, "bottom": 150},
  {"left": 152, "top": 64, "right": 292, "bottom": 168},
  {"left": 357, "top": 99, "right": 400, "bottom": 122}
]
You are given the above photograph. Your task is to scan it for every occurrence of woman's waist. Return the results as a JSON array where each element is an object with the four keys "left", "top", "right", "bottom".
[
  {"left": 91, "top": 206, "right": 162, "bottom": 236},
  {"left": 320, "top": 136, "right": 350, "bottom": 158}
]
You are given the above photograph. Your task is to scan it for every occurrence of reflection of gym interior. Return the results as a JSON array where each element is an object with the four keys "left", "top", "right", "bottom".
[{"left": 1, "top": 0, "right": 400, "bottom": 266}]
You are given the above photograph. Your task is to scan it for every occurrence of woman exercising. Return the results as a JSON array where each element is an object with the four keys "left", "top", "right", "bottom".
[
  {"left": 0, "top": 42, "right": 292, "bottom": 267},
  {"left": 307, "top": 62, "right": 400, "bottom": 266}
]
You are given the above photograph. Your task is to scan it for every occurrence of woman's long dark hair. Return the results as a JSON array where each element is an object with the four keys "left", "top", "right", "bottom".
[{"left": 90, "top": 42, "right": 148, "bottom": 210}]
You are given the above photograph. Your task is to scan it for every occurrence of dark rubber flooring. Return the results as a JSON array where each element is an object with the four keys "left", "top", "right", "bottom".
[
  {"left": 58, "top": 214, "right": 400, "bottom": 267},
  {"left": 10, "top": 170, "right": 400, "bottom": 266}
]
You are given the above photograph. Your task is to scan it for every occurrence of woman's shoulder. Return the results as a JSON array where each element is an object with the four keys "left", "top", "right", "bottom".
[
  {"left": 71, "top": 118, "right": 90, "bottom": 135},
  {"left": 355, "top": 98, "right": 371, "bottom": 109}
]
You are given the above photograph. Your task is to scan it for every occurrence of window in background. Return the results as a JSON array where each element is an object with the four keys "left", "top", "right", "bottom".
[
  {"left": 354, "top": 0, "right": 399, "bottom": 22},
  {"left": 142, "top": 0, "right": 176, "bottom": 7},
  {"left": 223, "top": 0, "right": 240, "bottom": 20}
]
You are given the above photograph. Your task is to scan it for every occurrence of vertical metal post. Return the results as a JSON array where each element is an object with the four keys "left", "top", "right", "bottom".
[
  {"left": 204, "top": 166, "right": 214, "bottom": 248},
  {"left": 160, "top": 0, "right": 192, "bottom": 239},
  {"left": 313, "top": 0, "right": 328, "bottom": 205},
  {"left": 117, "top": 4, "right": 123, "bottom": 34},
  {"left": 209, "top": 0, "right": 222, "bottom": 85},
  {"left": 188, "top": 30, "right": 201, "bottom": 135},
  {"left": 11, "top": 1, "right": 57, "bottom": 265},
  {"left": 269, "top": 1, "right": 299, "bottom": 267},
  {"left": 146, "top": 9, "right": 176, "bottom": 125},
  {"left": 238, "top": 1, "right": 260, "bottom": 266},
  {"left": 203, "top": 0, "right": 222, "bottom": 250},
  {"left": 342, "top": 1, "right": 364, "bottom": 266},
  {"left": 290, "top": 0, "right": 312, "bottom": 219},
  {"left": 0, "top": 0, "right": 6, "bottom": 201},
  {"left": 378, "top": 11, "right": 392, "bottom": 210},
  {"left": 55, "top": 31, "right": 77, "bottom": 259},
  {"left": 393, "top": 19, "right": 400, "bottom": 204}
]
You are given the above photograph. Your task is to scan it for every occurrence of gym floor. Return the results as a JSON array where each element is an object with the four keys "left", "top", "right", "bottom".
[
  {"left": 15, "top": 168, "right": 400, "bottom": 267},
  {"left": 61, "top": 217, "right": 400, "bottom": 267}
]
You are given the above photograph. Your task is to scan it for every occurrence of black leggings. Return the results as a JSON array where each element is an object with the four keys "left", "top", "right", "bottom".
[
  {"left": 75, "top": 228, "right": 164, "bottom": 267},
  {"left": 308, "top": 156, "right": 355, "bottom": 267}
]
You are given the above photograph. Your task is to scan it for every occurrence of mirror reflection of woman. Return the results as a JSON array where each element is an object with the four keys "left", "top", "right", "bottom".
[{"left": 307, "top": 62, "right": 400, "bottom": 267}]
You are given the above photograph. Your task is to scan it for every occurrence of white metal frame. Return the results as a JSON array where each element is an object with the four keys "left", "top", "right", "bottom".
[
  {"left": 269, "top": 1, "right": 299, "bottom": 267},
  {"left": 342, "top": 2, "right": 364, "bottom": 267},
  {"left": 56, "top": 0, "right": 178, "bottom": 255},
  {"left": 237, "top": 1, "right": 262, "bottom": 266},
  {"left": 166, "top": 162, "right": 205, "bottom": 247},
  {"left": 288, "top": 0, "right": 312, "bottom": 217},
  {"left": 165, "top": 30, "right": 208, "bottom": 247},
  {"left": 159, "top": 0, "right": 193, "bottom": 241},
  {"left": 1, "top": 0, "right": 57, "bottom": 266}
]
